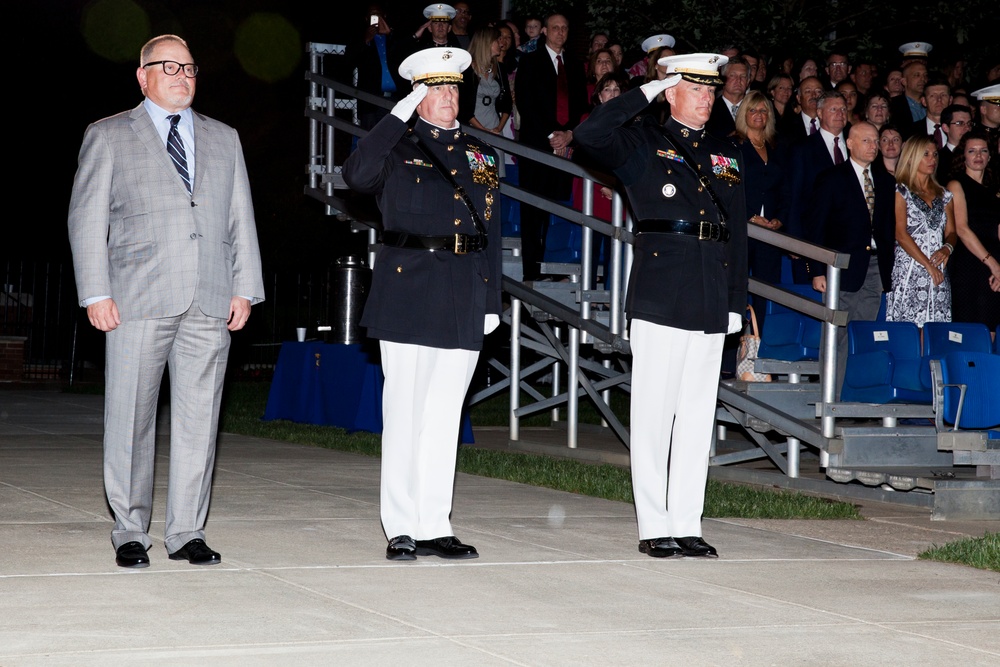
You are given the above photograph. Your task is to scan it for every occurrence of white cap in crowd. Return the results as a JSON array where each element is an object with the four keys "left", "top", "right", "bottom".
[
  {"left": 899, "top": 42, "right": 933, "bottom": 58},
  {"left": 423, "top": 4, "right": 457, "bottom": 22},
  {"left": 641, "top": 34, "right": 676, "bottom": 54},
  {"left": 971, "top": 84, "right": 1000, "bottom": 103}
]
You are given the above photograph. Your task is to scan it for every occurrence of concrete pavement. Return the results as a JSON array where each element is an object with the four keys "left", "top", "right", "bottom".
[{"left": 1, "top": 389, "right": 997, "bottom": 666}]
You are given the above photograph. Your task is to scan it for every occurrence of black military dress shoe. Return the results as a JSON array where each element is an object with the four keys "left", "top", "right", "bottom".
[
  {"left": 115, "top": 541, "right": 150, "bottom": 568},
  {"left": 414, "top": 536, "right": 479, "bottom": 559},
  {"left": 674, "top": 536, "right": 719, "bottom": 558},
  {"left": 168, "top": 538, "right": 221, "bottom": 565},
  {"left": 638, "top": 537, "right": 684, "bottom": 558},
  {"left": 386, "top": 535, "right": 417, "bottom": 561}
]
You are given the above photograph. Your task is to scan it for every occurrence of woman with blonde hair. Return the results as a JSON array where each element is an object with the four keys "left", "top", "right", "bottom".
[
  {"left": 885, "top": 136, "right": 958, "bottom": 327},
  {"left": 457, "top": 26, "right": 511, "bottom": 134},
  {"left": 734, "top": 90, "right": 785, "bottom": 327}
]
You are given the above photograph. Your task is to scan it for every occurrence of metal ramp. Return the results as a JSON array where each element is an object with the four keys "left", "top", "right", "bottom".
[{"left": 303, "top": 43, "right": 998, "bottom": 520}]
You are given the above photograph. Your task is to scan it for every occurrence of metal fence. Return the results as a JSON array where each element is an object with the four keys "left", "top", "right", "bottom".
[{"left": 1, "top": 259, "right": 356, "bottom": 384}]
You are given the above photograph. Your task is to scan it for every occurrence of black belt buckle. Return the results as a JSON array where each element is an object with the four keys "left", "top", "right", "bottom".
[
  {"left": 698, "top": 221, "right": 718, "bottom": 241},
  {"left": 454, "top": 234, "right": 468, "bottom": 254}
]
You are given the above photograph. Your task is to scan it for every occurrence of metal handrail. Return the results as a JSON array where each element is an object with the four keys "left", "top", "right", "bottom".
[{"left": 304, "top": 45, "right": 852, "bottom": 457}]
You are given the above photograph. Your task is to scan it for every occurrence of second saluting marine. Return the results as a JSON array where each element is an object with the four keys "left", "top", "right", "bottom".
[
  {"left": 574, "top": 54, "right": 748, "bottom": 559},
  {"left": 343, "top": 47, "right": 503, "bottom": 561}
]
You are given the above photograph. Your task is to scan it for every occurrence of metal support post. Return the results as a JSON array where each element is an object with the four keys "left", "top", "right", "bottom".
[{"left": 510, "top": 298, "right": 522, "bottom": 440}]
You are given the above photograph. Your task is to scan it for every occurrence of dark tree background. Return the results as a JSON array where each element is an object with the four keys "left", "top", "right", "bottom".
[{"left": 10, "top": 0, "right": 997, "bottom": 271}]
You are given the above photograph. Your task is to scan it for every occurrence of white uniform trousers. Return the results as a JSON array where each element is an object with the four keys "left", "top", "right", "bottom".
[
  {"left": 104, "top": 304, "right": 230, "bottom": 553},
  {"left": 629, "top": 319, "right": 724, "bottom": 539},
  {"left": 379, "top": 340, "right": 479, "bottom": 540}
]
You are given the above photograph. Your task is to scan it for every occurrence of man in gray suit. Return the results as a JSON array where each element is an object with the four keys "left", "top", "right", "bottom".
[{"left": 68, "top": 34, "right": 264, "bottom": 568}]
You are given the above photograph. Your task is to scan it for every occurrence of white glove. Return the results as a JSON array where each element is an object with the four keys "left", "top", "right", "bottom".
[
  {"left": 727, "top": 312, "right": 743, "bottom": 335},
  {"left": 639, "top": 74, "right": 681, "bottom": 103},
  {"left": 390, "top": 83, "right": 428, "bottom": 122},
  {"left": 484, "top": 314, "right": 500, "bottom": 335}
]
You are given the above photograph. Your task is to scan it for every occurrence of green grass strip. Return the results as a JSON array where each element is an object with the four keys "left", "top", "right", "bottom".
[
  {"left": 918, "top": 532, "right": 1000, "bottom": 572},
  {"left": 219, "top": 382, "right": 861, "bottom": 520}
]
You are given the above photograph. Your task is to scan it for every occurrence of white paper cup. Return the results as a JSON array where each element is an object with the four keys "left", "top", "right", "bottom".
[{"left": 296, "top": 327, "right": 307, "bottom": 342}]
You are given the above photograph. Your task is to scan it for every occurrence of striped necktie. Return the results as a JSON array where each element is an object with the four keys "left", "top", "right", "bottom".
[
  {"left": 167, "top": 114, "right": 192, "bottom": 194},
  {"left": 863, "top": 167, "right": 875, "bottom": 220}
]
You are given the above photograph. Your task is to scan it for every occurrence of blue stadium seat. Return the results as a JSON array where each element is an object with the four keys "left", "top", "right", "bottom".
[
  {"left": 500, "top": 164, "right": 520, "bottom": 237},
  {"left": 841, "top": 321, "right": 931, "bottom": 403},
  {"left": 758, "top": 284, "right": 822, "bottom": 361},
  {"left": 920, "top": 322, "right": 993, "bottom": 389},
  {"left": 939, "top": 351, "right": 1000, "bottom": 429},
  {"left": 544, "top": 213, "right": 582, "bottom": 263}
]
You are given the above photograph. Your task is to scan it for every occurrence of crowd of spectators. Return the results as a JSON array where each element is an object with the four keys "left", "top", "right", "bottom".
[{"left": 343, "top": 4, "right": 1000, "bottom": 335}]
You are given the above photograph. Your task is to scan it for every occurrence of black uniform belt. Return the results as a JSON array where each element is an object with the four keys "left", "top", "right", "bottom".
[
  {"left": 634, "top": 219, "right": 731, "bottom": 243},
  {"left": 381, "top": 231, "right": 486, "bottom": 254}
]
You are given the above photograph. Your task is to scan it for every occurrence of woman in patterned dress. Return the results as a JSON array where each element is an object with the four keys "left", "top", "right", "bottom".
[{"left": 885, "top": 136, "right": 959, "bottom": 327}]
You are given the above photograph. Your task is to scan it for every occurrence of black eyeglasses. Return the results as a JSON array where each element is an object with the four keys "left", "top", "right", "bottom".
[{"left": 143, "top": 60, "right": 199, "bottom": 78}]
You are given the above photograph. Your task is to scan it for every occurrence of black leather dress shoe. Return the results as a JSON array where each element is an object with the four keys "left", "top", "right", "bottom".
[
  {"left": 386, "top": 535, "right": 416, "bottom": 561},
  {"left": 414, "top": 536, "right": 479, "bottom": 559},
  {"left": 674, "top": 536, "right": 719, "bottom": 558},
  {"left": 638, "top": 537, "right": 684, "bottom": 558},
  {"left": 115, "top": 541, "right": 150, "bottom": 568},
  {"left": 168, "top": 538, "right": 221, "bottom": 565}
]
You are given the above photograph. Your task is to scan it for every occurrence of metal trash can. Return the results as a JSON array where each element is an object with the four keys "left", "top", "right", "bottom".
[{"left": 329, "top": 256, "right": 371, "bottom": 344}]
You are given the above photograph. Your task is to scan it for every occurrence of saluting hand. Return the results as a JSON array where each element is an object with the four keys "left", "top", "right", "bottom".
[
  {"left": 639, "top": 74, "right": 681, "bottom": 103},
  {"left": 390, "top": 83, "right": 428, "bottom": 122}
]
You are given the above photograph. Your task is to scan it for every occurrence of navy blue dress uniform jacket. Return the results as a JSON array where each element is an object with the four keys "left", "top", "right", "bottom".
[
  {"left": 343, "top": 115, "right": 502, "bottom": 350},
  {"left": 573, "top": 88, "right": 749, "bottom": 334},
  {"left": 804, "top": 159, "right": 896, "bottom": 293}
]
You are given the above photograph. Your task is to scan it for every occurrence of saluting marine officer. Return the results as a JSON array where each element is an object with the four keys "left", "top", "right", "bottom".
[
  {"left": 574, "top": 54, "right": 748, "bottom": 559},
  {"left": 343, "top": 47, "right": 502, "bottom": 561}
]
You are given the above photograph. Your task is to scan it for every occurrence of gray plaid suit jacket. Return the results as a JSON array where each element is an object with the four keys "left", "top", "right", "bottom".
[{"left": 68, "top": 102, "right": 264, "bottom": 319}]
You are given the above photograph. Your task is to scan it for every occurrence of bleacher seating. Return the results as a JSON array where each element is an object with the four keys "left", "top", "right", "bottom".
[
  {"left": 938, "top": 351, "right": 1000, "bottom": 429},
  {"left": 920, "top": 322, "right": 993, "bottom": 390},
  {"left": 758, "top": 284, "right": 822, "bottom": 361},
  {"left": 841, "top": 321, "right": 931, "bottom": 403}
]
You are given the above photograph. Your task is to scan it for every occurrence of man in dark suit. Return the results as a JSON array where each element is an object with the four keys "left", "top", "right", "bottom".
[
  {"left": 574, "top": 53, "right": 747, "bottom": 559},
  {"left": 805, "top": 122, "right": 895, "bottom": 396},
  {"left": 776, "top": 76, "right": 824, "bottom": 146},
  {"left": 513, "top": 13, "right": 587, "bottom": 280},
  {"left": 706, "top": 57, "right": 749, "bottom": 139},
  {"left": 937, "top": 104, "right": 974, "bottom": 183},
  {"left": 343, "top": 47, "right": 502, "bottom": 561},
  {"left": 68, "top": 35, "right": 265, "bottom": 568},
  {"left": 785, "top": 91, "right": 849, "bottom": 282},
  {"left": 908, "top": 76, "right": 952, "bottom": 146}
]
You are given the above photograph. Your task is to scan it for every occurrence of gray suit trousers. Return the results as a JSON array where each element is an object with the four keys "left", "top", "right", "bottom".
[{"left": 104, "top": 302, "right": 230, "bottom": 553}]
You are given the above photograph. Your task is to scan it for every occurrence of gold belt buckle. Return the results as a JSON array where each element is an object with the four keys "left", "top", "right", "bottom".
[
  {"left": 697, "top": 221, "right": 712, "bottom": 241},
  {"left": 453, "top": 234, "right": 467, "bottom": 254}
]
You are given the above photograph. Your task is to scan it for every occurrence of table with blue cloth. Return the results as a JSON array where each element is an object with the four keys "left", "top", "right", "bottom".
[{"left": 263, "top": 341, "right": 474, "bottom": 442}]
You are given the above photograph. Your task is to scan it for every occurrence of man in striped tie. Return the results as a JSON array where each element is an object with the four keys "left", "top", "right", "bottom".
[
  {"left": 68, "top": 35, "right": 264, "bottom": 569},
  {"left": 804, "top": 122, "right": 896, "bottom": 396}
]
